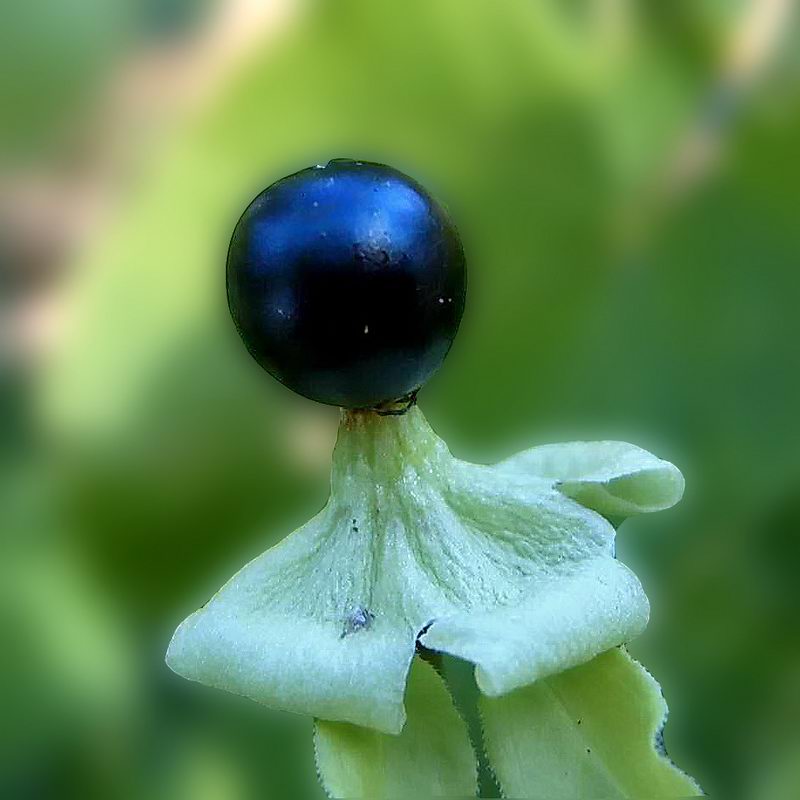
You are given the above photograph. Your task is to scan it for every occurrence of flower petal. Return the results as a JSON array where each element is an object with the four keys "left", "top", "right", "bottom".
[
  {"left": 499, "top": 441, "right": 685, "bottom": 518},
  {"left": 421, "top": 559, "right": 648, "bottom": 696},
  {"left": 480, "top": 647, "right": 702, "bottom": 797},
  {"left": 166, "top": 505, "right": 417, "bottom": 734},
  {"left": 167, "top": 408, "right": 675, "bottom": 731},
  {"left": 314, "top": 658, "right": 477, "bottom": 798}
]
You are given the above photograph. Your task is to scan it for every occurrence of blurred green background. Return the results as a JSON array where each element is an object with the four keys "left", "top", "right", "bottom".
[{"left": 3, "top": 1, "right": 800, "bottom": 797}]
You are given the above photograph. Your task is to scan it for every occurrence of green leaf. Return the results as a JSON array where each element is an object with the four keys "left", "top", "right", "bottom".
[
  {"left": 167, "top": 407, "right": 663, "bottom": 732},
  {"left": 480, "top": 647, "right": 702, "bottom": 798},
  {"left": 314, "top": 657, "right": 477, "bottom": 798},
  {"left": 499, "top": 441, "right": 684, "bottom": 518}
]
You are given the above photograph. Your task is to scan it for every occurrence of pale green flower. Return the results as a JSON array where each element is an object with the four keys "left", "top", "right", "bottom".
[{"left": 166, "top": 405, "right": 682, "bottom": 734}]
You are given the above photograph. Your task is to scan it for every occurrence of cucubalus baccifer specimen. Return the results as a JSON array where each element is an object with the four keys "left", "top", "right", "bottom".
[{"left": 167, "top": 159, "right": 702, "bottom": 797}]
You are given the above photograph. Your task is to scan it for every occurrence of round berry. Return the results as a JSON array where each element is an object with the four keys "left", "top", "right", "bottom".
[{"left": 226, "top": 159, "right": 466, "bottom": 408}]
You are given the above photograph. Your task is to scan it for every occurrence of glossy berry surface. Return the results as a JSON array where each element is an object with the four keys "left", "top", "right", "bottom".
[{"left": 226, "top": 160, "right": 466, "bottom": 408}]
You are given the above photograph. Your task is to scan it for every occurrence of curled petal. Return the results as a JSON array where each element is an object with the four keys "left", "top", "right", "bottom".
[
  {"left": 499, "top": 440, "right": 685, "bottom": 518},
  {"left": 420, "top": 560, "right": 648, "bottom": 696}
]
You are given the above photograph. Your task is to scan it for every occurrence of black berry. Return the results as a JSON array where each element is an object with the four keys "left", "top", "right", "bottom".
[{"left": 226, "top": 159, "right": 466, "bottom": 408}]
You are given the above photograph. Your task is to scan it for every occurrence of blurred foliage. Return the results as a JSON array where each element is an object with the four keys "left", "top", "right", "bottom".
[
  {"left": 0, "top": 2, "right": 130, "bottom": 163},
  {"left": 4, "top": 0, "right": 800, "bottom": 797},
  {"left": 0, "top": 0, "right": 210, "bottom": 163}
]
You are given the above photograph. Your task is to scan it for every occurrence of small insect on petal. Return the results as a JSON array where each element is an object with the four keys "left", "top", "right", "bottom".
[{"left": 341, "top": 606, "right": 375, "bottom": 638}]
